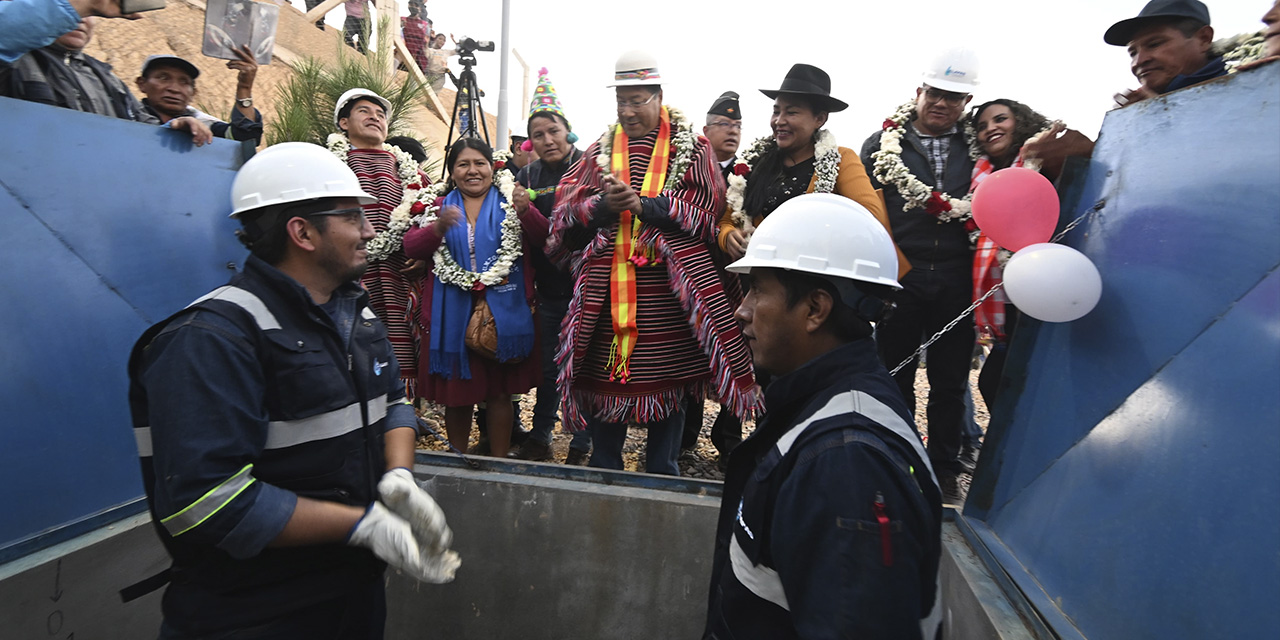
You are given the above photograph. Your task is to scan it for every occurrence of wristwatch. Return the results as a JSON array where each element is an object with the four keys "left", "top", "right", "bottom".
[{"left": 237, "top": 97, "right": 253, "bottom": 108}]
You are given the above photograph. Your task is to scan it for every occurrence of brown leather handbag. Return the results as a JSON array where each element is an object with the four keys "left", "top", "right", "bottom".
[{"left": 464, "top": 297, "right": 500, "bottom": 360}]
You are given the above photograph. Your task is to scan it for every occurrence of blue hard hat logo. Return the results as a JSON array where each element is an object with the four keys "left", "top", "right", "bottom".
[{"left": 944, "top": 66, "right": 966, "bottom": 78}]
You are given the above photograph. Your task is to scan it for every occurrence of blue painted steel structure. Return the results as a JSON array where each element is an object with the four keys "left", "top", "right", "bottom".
[
  {"left": 0, "top": 97, "right": 247, "bottom": 560},
  {"left": 1, "top": 64, "right": 1277, "bottom": 640},
  {"left": 964, "top": 66, "right": 1280, "bottom": 638}
]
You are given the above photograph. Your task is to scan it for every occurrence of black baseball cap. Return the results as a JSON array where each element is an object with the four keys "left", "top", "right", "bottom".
[
  {"left": 1104, "top": 0, "right": 1211, "bottom": 46},
  {"left": 140, "top": 55, "right": 200, "bottom": 79}
]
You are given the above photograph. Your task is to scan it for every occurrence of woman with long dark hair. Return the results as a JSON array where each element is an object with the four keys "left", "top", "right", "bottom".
[
  {"left": 966, "top": 98, "right": 1052, "bottom": 407},
  {"left": 403, "top": 138, "right": 546, "bottom": 457}
]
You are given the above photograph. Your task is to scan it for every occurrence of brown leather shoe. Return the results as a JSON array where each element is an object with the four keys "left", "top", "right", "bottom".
[
  {"left": 508, "top": 440, "right": 552, "bottom": 462},
  {"left": 564, "top": 447, "right": 590, "bottom": 466}
]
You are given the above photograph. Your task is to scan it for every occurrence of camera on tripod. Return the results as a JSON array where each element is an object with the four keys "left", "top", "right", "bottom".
[{"left": 456, "top": 36, "right": 495, "bottom": 55}]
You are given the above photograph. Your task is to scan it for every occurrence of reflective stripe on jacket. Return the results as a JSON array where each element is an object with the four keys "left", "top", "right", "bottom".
[
  {"left": 705, "top": 339, "right": 943, "bottom": 639},
  {"left": 127, "top": 255, "right": 413, "bottom": 636}
]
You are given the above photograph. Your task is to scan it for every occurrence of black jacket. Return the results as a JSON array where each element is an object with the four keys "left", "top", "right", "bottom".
[
  {"left": 517, "top": 146, "right": 584, "bottom": 298},
  {"left": 861, "top": 123, "right": 974, "bottom": 272},
  {"left": 128, "top": 256, "right": 413, "bottom": 636},
  {"left": 705, "top": 340, "right": 942, "bottom": 639},
  {"left": 1, "top": 44, "right": 154, "bottom": 122}
]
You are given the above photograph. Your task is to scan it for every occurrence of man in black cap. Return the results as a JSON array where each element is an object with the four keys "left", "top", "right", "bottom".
[
  {"left": 135, "top": 50, "right": 264, "bottom": 144},
  {"left": 0, "top": 16, "right": 213, "bottom": 146},
  {"left": 681, "top": 90, "right": 746, "bottom": 465},
  {"left": 703, "top": 91, "right": 742, "bottom": 180},
  {"left": 1106, "top": 0, "right": 1224, "bottom": 108}
]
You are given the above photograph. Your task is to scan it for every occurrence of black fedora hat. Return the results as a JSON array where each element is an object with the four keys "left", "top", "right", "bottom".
[{"left": 760, "top": 64, "right": 848, "bottom": 113}]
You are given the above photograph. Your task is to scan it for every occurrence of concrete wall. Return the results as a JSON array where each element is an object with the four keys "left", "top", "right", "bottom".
[
  {"left": 386, "top": 455, "right": 723, "bottom": 640},
  {"left": 0, "top": 454, "right": 1038, "bottom": 639},
  {"left": 0, "top": 514, "right": 167, "bottom": 640}
]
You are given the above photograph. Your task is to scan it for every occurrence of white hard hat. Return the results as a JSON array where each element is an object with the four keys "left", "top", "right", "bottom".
[
  {"left": 230, "top": 142, "right": 376, "bottom": 218},
  {"left": 920, "top": 47, "right": 980, "bottom": 94},
  {"left": 727, "top": 193, "right": 901, "bottom": 289},
  {"left": 333, "top": 88, "right": 392, "bottom": 128},
  {"left": 608, "top": 50, "right": 662, "bottom": 87}
]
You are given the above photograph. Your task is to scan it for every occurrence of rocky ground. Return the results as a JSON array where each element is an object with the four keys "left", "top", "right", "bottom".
[{"left": 415, "top": 362, "right": 989, "bottom": 486}]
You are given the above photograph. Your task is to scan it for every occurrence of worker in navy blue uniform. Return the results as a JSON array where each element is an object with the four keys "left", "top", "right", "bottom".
[
  {"left": 704, "top": 193, "right": 943, "bottom": 639},
  {"left": 128, "top": 142, "right": 460, "bottom": 640}
]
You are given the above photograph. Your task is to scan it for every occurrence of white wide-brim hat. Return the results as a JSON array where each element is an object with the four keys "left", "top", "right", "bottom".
[{"left": 608, "top": 50, "right": 662, "bottom": 88}]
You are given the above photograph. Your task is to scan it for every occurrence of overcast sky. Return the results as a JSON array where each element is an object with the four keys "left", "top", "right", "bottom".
[{"left": 308, "top": 0, "right": 1268, "bottom": 150}]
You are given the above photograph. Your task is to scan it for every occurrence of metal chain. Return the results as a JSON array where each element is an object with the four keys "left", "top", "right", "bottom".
[
  {"left": 417, "top": 417, "right": 480, "bottom": 469},
  {"left": 886, "top": 207, "right": 1096, "bottom": 377},
  {"left": 887, "top": 283, "right": 1004, "bottom": 376}
]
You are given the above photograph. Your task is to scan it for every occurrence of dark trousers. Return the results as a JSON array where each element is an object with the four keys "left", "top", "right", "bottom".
[
  {"left": 158, "top": 579, "right": 385, "bottom": 640},
  {"left": 530, "top": 294, "right": 590, "bottom": 451},
  {"left": 304, "top": 0, "right": 326, "bottom": 29},
  {"left": 876, "top": 268, "right": 975, "bottom": 474},
  {"left": 343, "top": 16, "right": 367, "bottom": 51},
  {"left": 681, "top": 397, "right": 742, "bottom": 456}
]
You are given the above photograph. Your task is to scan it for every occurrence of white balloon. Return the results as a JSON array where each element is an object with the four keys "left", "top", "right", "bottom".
[{"left": 1003, "top": 243, "right": 1102, "bottom": 323}]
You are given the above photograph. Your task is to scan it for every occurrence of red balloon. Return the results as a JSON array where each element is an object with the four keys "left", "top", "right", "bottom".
[{"left": 971, "top": 167, "right": 1059, "bottom": 252}]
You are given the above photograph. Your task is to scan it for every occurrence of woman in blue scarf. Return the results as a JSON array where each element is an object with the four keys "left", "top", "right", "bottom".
[{"left": 404, "top": 138, "right": 548, "bottom": 457}]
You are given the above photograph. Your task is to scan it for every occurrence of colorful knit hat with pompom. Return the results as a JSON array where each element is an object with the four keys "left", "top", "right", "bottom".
[{"left": 529, "top": 67, "right": 569, "bottom": 126}]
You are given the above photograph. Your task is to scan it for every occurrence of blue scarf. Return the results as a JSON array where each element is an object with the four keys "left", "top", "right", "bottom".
[{"left": 428, "top": 186, "right": 535, "bottom": 379}]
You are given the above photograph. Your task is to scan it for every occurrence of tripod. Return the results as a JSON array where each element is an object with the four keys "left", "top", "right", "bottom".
[{"left": 443, "top": 53, "right": 490, "bottom": 179}]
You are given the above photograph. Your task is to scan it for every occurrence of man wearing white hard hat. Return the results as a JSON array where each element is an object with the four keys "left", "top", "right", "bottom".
[
  {"left": 330, "top": 87, "right": 428, "bottom": 400},
  {"left": 547, "top": 50, "right": 758, "bottom": 475},
  {"left": 859, "top": 48, "right": 979, "bottom": 506},
  {"left": 127, "top": 142, "right": 459, "bottom": 638},
  {"left": 704, "top": 193, "right": 942, "bottom": 639}
]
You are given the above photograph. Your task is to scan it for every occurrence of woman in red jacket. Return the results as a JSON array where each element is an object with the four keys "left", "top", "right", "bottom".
[{"left": 403, "top": 138, "right": 546, "bottom": 457}]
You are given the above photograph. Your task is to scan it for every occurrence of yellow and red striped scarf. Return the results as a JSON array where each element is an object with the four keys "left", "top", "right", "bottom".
[{"left": 606, "top": 107, "right": 671, "bottom": 383}]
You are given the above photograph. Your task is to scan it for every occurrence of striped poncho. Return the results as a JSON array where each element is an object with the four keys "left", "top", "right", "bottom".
[
  {"left": 346, "top": 148, "right": 420, "bottom": 397},
  {"left": 548, "top": 125, "right": 760, "bottom": 430}
]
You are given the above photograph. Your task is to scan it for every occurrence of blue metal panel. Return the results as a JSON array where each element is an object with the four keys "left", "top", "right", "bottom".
[
  {"left": 964, "top": 66, "right": 1280, "bottom": 637},
  {"left": 0, "top": 97, "right": 246, "bottom": 555}
]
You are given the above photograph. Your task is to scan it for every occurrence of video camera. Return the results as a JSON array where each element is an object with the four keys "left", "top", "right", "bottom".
[{"left": 456, "top": 36, "right": 495, "bottom": 55}]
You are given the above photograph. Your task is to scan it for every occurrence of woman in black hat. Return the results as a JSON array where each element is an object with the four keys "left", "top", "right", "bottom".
[{"left": 718, "top": 63, "right": 904, "bottom": 274}]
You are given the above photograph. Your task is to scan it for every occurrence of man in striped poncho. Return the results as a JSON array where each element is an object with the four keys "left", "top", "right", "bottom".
[
  {"left": 547, "top": 51, "right": 759, "bottom": 475},
  {"left": 334, "top": 88, "right": 424, "bottom": 398}
]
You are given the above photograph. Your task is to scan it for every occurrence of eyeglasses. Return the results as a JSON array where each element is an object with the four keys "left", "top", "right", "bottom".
[
  {"left": 921, "top": 87, "right": 968, "bottom": 106},
  {"left": 616, "top": 93, "right": 659, "bottom": 112},
  {"left": 307, "top": 207, "right": 368, "bottom": 224},
  {"left": 707, "top": 121, "right": 742, "bottom": 132}
]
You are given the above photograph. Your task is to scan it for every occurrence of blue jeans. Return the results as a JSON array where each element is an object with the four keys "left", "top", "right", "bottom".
[
  {"left": 529, "top": 294, "right": 590, "bottom": 452},
  {"left": 587, "top": 408, "right": 685, "bottom": 476}
]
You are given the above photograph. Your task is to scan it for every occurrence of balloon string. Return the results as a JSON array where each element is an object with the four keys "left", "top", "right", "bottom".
[{"left": 886, "top": 207, "right": 1096, "bottom": 377}]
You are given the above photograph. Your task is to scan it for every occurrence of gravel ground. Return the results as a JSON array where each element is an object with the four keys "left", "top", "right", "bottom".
[{"left": 415, "top": 362, "right": 989, "bottom": 487}]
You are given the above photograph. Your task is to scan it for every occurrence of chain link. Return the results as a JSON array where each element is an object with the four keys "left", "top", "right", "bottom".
[{"left": 885, "top": 207, "right": 1096, "bottom": 377}]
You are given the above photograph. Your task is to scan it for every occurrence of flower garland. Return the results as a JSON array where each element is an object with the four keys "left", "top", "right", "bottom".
[
  {"left": 725, "top": 129, "right": 841, "bottom": 233},
  {"left": 871, "top": 102, "right": 975, "bottom": 223},
  {"left": 1217, "top": 30, "right": 1267, "bottom": 73},
  {"left": 327, "top": 133, "right": 429, "bottom": 262},
  {"left": 411, "top": 150, "right": 523, "bottom": 291},
  {"left": 595, "top": 106, "right": 695, "bottom": 192}
]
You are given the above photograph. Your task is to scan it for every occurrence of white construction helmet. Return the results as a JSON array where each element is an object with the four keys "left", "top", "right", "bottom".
[
  {"left": 333, "top": 88, "right": 392, "bottom": 128},
  {"left": 727, "top": 193, "right": 901, "bottom": 289},
  {"left": 230, "top": 142, "right": 376, "bottom": 218},
  {"left": 920, "top": 47, "right": 980, "bottom": 94}
]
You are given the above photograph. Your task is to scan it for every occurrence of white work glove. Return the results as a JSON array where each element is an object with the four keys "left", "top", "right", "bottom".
[
  {"left": 347, "top": 502, "right": 460, "bottom": 584},
  {"left": 378, "top": 468, "right": 454, "bottom": 553}
]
